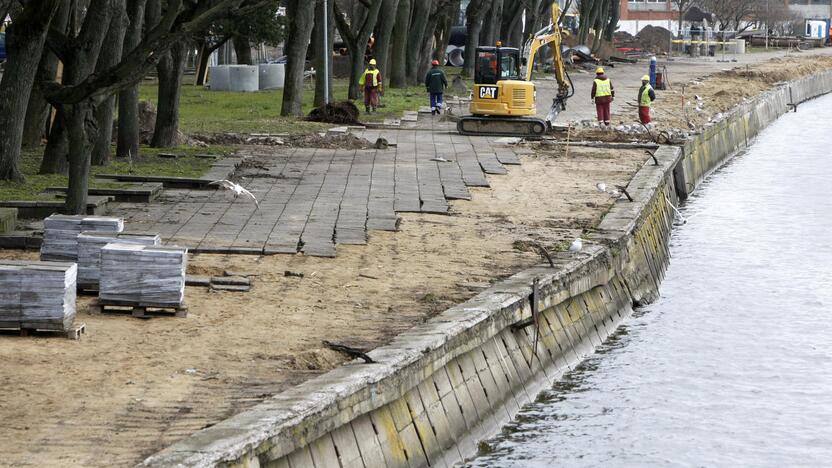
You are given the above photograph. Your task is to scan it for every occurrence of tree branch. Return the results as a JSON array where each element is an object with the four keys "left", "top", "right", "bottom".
[
  {"left": 43, "top": 0, "right": 265, "bottom": 105},
  {"left": 332, "top": 2, "right": 356, "bottom": 46}
]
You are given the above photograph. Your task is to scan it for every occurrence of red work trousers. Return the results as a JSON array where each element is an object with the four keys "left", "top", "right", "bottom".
[
  {"left": 595, "top": 102, "right": 611, "bottom": 124},
  {"left": 364, "top": 87, "right": 380, "bottom": 109},
  {"left": 639, "top": 106, "right": 651, "bottom": 124}
]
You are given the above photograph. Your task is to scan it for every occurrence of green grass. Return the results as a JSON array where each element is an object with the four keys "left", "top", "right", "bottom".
[
  {"left": 138, "top": 75, "right": 440, "bottom": 135},
  {"left": 0, "top": 145, "right": 228, "bottom": 201},
  {"left": 1, "top": 70, "right": 452, "bottom": 202}
]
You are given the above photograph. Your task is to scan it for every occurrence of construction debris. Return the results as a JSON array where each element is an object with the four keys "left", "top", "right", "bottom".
[
  {"left": 100, "top": 244, "right": 188, "bottom": 306},
  {"left": 0, "top": 260, "right": 77, "bottom": 331},
  {"left": 40, "top": 215, "right": 124, "bottom": 262}
]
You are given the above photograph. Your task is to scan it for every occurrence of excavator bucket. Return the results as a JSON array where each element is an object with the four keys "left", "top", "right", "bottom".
[{"left": 545, "top": 97, "right": 567, "bottom": 126}]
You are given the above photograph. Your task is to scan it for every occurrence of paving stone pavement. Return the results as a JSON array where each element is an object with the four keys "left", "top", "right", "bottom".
[{"left": 110, "top": 120, "right": 532, "bottom": 257}]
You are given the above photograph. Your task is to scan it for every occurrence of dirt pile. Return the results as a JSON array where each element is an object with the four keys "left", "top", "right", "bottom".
[
  {"left": 189, "top": 131, "right": 373, "bottom": 149},
  {"left": 636, "top": 26, "right": 672, "bottom": 53},
  {"left": 306, "top": 101, "right": 361, "bottom": 125},
  {"left": 285, "top": 133, "right": 371, "bottom": 149}
]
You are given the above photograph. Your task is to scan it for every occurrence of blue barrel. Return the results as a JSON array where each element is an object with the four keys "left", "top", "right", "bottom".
[{"left": 649, "top": 56, "right": 657, "bottom": 87}]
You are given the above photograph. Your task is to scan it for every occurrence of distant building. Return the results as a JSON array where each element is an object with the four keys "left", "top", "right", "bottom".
[
  {"left": 786, "top": 0, "right": 832, "bottom": 20},
  {"left": 619, "top": 0, "right": 679, "bottom": 35}
]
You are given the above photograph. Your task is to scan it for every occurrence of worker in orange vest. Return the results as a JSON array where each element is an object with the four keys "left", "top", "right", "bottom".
[
  {"left": 359, "top": 58, "right": 382, "bottom": 114},
  {"left": 590, "top": 67, "right": 614, "bottom": 126}
]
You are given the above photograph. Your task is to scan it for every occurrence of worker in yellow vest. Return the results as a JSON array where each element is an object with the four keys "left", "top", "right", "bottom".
[
  {"left": 358, "top": 58, "right": 383, "bottom": 114},
  {"left": 638, "top": 75, "right": 656, "bottom": 125},
  {"left": 590, "top": 67, "right": 614, "bottom": 126}
]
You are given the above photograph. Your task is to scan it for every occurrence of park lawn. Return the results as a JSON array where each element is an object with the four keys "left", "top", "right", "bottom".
[
  {"left": 137, "top": 77, "right": 435, "bottom": 136},
  {"left": 0, "top": 145, "right": 230, "bottom": 202}
]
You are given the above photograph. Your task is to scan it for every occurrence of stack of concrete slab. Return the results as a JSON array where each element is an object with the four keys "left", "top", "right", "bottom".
[
  {"left": 99, "top": 244, "right": 187, "bottom": 306},
  {"left": 0, "top": 260, "right": 77, "bottom": 331},
  {"left": 40, "top": 214, "right": 124, "bottom": 262},
  {"left": 77, "top": 232, "right": 161, "bottom": 286}
]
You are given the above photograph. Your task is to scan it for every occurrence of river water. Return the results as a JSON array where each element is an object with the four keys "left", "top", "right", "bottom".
[{"left": 465, "top": 95, "right": 832, "bottom": 467}]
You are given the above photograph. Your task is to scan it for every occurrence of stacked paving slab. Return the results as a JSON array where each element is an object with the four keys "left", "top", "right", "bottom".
[
  {"left": 77, "top": 232, "right": 162, "bottom": 286},
  {"left": 41, "top": 214, "right": 124, "bottom": 262},
  {"left": 0, "top": 261, "right": 77, "bottom": 330},
  {"left": 99, "top": 244, "right": 187, "bottom": 306}
]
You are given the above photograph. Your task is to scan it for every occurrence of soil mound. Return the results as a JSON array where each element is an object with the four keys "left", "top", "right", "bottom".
[
  {"left": 636, "top": 26, "right": 672, "bottom": 53},
  {"left": 307, "top": 101, "right": 361, "bottom": 125}
]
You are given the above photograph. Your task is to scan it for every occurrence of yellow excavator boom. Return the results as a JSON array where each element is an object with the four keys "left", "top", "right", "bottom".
[
  {"left": 521, "top": 3, "right": 572, "bottom": 122},
  {"left": 457, "top": 3, "right": 573, "bottom": 137}
]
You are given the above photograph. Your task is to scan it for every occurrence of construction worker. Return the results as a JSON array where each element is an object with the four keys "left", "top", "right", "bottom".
[
  {"left": 424, "top": 59, "right": 448, "bottom": 115},
  {"left": 638, "top": 75, "right": 656, "bottom": 125},
  {"left": 590, "top": 66, "right": 614, "bottom": 127},
  {"left": 359, "top": 58, "right": 382, "bottom": 114}
]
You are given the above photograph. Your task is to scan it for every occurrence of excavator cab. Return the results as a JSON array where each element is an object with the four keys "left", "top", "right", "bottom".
[
  {"left": 474, "top": 47, "right": 521, "bottom": 84},
  {"left": 458, "top": 3, "right": 572, "bottom": 137},
  {"left": 469, "top": 46, "right": 536, "bottom": 119}
]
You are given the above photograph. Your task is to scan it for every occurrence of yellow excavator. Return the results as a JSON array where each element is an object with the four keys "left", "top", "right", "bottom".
[{"left": 457, "top": 3, "right": 574, "bottom": 137}]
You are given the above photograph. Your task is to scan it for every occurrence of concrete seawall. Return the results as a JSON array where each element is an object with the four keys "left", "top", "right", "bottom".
[
  {"left": 142, "top": 70, "right": 832, "bottom": 468},
  {"left": 675, "top": 69, "right": 832, "bottom": 199}
]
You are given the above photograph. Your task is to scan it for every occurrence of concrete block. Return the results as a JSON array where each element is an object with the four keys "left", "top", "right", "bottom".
[
  {"left": 208, "top": 65, "right": 230, "bottom": 90},
  {"left": 369, "top": 406, "right": 409, "bottom": 467},
  {"left": 308, "top": 434, "right": 341, "bottom": 468},
  {"left": 329, "top": 423, "right": 363, "bottom": 467},
  {"left": 0, "top": 208, "right": 17, "bottom": 234},
  {"left": 398, "top": 423, "right": 429, "bottom": 468},
  {"left": 349, "top": 414, "right": 387, "bottom": 468},
  {"left": 259, "top": 63, "right": 285, "bottom": 89},
  {"left": 228, "top": 65, "right": 259, "bottom": 92},
  {"left": 286, "top": 446, "right": 315, "bottom": 468}
]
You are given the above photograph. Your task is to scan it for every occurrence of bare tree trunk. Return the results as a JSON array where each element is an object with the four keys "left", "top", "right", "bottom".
[
  {"left": 47, "top": 0, "right": 116, "bottom": 211},
  {"left": 374, "top": 0, "right": 400, "bottom": 85},
  {"left": 0, "top": 1, "right": 61, "bottom": 181},
  {"left": 312, "top": 0, "right": 334, "bottom": 107},
  {"left": 389, "top": 0, "right": 410, "bottom": 88},
  {"left": 233, "top": 36, "right": 252, "bottom": 64},
  {"left": 333, "top": 0, "right": 383, "bottom": 99},
  {"left": 21, "top": 2, "right": 69, "bottom": 149},
  {"left": 281, "top": 0, "right": 316, "bottom": 116},
  {"left": 116, "top": 0, "right": 148, "bottom": 159},
  {"left": 64, "top": 102, "right": 95, "bottom": 214},
  {"left": 481, "top": 0, "right": 503, "bottom": 47},
  {"left": 92, "top": 0, "right": 128, "bottom": 166},
  {"left": 432, "top": 2, "right": 456, "bottom": 68},
  {"left": 463, "top": 0, "right": 488, "bottom": 77},
  {"left": 40, "top": 116, "right": 69, "bottom": 174},
  {"left": 406, "top": 0, "right": 432, "bottom": 85},
  {"left": 151, "top": 40, "right": 186, "bottom": 147},
  {"left": 195, "top": 36, "right": 228, "bottom": 87},
  {"left": 21, "top": 51, "right": 58, "bottom": 149},
  {"left": 416, "top": 12, "right": 439, "bottom": 82}
]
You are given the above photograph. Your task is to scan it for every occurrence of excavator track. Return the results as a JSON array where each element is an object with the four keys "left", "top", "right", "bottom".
[{"left": 456, "top": 116, "right": 547, "bottom": 138}]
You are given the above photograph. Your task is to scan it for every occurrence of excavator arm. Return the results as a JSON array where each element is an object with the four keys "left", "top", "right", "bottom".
[{"left": 521, "top": 3, "right": 573, "bottom": 124}]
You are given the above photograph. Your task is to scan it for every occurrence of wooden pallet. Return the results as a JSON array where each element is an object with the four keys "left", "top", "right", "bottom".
[
  {"left": 0, "top": 322, "right": 86, "bottom": 340},
  {"left": 76, "top": 284, "right": 100, "bottom": 296},
  {"left": 88, "top": 298, "right": 188, "bottom": 318}
]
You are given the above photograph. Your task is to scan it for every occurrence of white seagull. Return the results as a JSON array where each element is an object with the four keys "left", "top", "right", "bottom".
[
  {"left": 568, "top": 238, "right": 583, "bottom": 253},
  {"left": 209, "top": 180, "right": 259, "bottom": 207}
]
